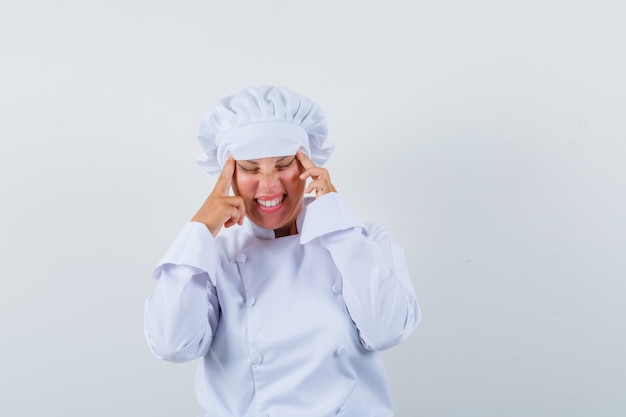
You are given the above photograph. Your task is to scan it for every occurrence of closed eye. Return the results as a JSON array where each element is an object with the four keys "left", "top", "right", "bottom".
[
  {"left": 276, "top": 157, "right": 297, "bottom": 170},
  {"left": 237, "top": 163, "right": 258, "bottom": 173}
]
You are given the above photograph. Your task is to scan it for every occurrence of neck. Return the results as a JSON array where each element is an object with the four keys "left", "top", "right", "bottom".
[{"left": 274, "top": 222, "right": 298, "bottom": 238}]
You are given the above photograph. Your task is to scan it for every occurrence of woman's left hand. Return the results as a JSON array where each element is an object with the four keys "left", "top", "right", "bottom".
[{"left": 297, "top": 149, "right": 337, "bottom": 198}]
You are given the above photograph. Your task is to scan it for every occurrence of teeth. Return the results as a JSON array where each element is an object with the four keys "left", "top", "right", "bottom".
[{"left": 257, "top": 196, "right": 283, "bottom": 208}]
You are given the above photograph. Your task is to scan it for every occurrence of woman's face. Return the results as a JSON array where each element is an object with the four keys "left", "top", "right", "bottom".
[{"left": 232, "top": 154, "right": 305, "bottom": 238}]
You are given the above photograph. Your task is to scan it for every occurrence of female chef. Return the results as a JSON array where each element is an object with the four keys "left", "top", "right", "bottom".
[{"left": 144, "top": 85, "right": 420, "bottom": 417}]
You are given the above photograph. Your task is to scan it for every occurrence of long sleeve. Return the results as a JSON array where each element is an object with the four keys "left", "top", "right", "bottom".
[
  {"left": 144, "top": 222, "right": 220, "bottom": 363},
  {"left": 301, "top": 193, "right": 420, "bottom": 351}
]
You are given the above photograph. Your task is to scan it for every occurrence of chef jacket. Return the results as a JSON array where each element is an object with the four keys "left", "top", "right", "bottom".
[{"left": 144, "top": 193, "right": 420, "bottom": 417}]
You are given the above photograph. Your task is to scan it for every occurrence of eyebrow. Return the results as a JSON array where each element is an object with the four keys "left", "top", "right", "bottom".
[{"left": 239, "top": 156, "right": 294, "bottom": 166}]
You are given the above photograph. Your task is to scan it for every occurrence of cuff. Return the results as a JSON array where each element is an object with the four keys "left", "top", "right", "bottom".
[
  {"left": 152, "top": 222, "right": 218, "bottom": 283},
  {"left": 299, "top": 193, "right": 365, "bottom": 244}
]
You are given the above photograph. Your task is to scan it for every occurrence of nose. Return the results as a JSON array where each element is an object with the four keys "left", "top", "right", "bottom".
[{"left": 258, "top": 169, "right": 279, "bottom": 188}]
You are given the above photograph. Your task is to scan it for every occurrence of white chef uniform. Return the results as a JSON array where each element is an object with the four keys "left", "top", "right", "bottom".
[{"left": 144, "top": 192, "right": 420, "bottom": 417}]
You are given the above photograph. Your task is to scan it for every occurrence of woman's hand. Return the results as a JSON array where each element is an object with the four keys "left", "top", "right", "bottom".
[
  {"left": 297, "top": 149, "right": 337, "bottom": 198},
  {"left": 191, "top": 155, "right": 245, "bottom": 237}
]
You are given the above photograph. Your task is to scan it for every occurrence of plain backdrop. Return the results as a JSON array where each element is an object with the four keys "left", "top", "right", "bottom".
[{"left": 1, "top": 1, "right": 625, "bottom": 416}]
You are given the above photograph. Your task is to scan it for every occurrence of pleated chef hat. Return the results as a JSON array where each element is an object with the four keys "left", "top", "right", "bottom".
[{"left": 196, "top": 86, "right": 334, "bottom": 175}]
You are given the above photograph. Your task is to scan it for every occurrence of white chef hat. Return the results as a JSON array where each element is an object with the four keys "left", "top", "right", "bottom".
[{"left": 196, "top": 85, "right": 334, "bottom": 174}]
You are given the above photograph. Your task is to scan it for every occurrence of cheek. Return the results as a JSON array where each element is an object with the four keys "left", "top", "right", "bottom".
[
  {"left": 232, "top": 175, "right": 256, "bottom": 198},
  {"left": 279, "top": 169, "right": 305, "bottom": 192}
]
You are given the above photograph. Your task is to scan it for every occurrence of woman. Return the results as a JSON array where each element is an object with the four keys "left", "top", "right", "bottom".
[{"left": 144, "top": 86, "right": 420, "bottom": 417}]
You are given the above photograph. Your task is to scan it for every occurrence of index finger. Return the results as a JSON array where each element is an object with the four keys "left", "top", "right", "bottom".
[
  {"left": 214, "top": 155, "right": 235, "bottom": 195},
  {"left": 296, "top": 149, "right": 316, "bottom": 170}
]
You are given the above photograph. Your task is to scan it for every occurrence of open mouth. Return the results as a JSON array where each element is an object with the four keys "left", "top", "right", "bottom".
[{"left": 256, "top": 195, "right": 285, "bottom": 208}]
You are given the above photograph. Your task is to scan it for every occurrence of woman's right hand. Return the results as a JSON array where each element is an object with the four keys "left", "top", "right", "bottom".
[{"left": 191, "top": 155, "right": 245, "bottom": 237}]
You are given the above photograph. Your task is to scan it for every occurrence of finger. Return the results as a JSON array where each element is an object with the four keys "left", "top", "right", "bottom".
[
  {"left": 296, "top": 149, "right": 316, "bottom": 173},
  {"left": 305, "top": 179, "right": 328, "bottom": 194},
  {"left": 232, "top": 202, "right": 245, "bottom": 226},
  {"left": 222, "top": 206, "right": 239, "bottom": 228},
  {"left": 306, "top": 176, "right": 336, "bottom": 194},
  {"left": 225, "top": 196, "right": 245, "bottom": 225},
  {"left": 224, "top": 210, "right": 238, "bottom": 228},
  {"left": 228, "top": 196, "right": 245, "bottom": 218},
  {"left": 214, "top": 155, "right": 236, "bottom": 196},
  {"left": 301, "top": 167, "right": 329, "bottom": 184}
]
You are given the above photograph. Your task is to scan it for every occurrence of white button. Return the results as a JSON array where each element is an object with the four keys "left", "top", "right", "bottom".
[
  {"left": 332, "top": 283, "right": 342, "bottom": 294},
  {"left": 236, "top": 253, "right": 246, "bottom": 263},
  {"left": 251, "top": 353, "right": 263, "bottom": 365},
  {"left": 335, "top": 346, "right": 346, "bottom": 357},
  {"left": 247, "top": 296, "right": 257, "bottom": 307}
]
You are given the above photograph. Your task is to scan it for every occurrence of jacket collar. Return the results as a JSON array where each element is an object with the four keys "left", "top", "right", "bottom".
[{"left": 243, "top": 197, "right": 313, "bottom": 240}]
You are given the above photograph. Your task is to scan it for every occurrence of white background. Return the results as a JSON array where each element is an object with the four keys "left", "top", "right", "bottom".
[{"left": 1, "top": 1, "right": 625, "bottom": 416}]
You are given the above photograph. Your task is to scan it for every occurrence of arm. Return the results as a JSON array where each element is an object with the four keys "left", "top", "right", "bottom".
[
  {"left": 301, "top": 193, "right": 420, "bottom": 351},
  {"left": 145, "top": 156, "right": 242, "bottom": 362},
  {"left": 144, "top": 222, "right": 220, "bottom": 363},
  {"left": 296, "top": 150, "right": 420, "bottom": 351}
]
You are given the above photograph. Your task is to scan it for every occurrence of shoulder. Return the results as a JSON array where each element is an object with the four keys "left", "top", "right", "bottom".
[{"left": 361, "top": 222, "right": 393, "bottom": 240}]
